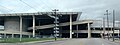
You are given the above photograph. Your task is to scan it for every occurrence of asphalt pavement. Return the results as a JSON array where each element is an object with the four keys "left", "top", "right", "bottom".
[{"left": 0, "top": 38, "right": 119, "bottom": 45}]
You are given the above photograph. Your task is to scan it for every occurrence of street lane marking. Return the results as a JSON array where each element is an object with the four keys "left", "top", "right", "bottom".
[
  {"left": 80, "top": 41, "right": 83, "bottom": 45},
  {"left": 102, "top": 44, "right": 104, "bottom": 45}
]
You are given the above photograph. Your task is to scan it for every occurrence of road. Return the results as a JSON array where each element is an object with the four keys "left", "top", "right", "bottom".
[{"left": 0, "top": 38, "right": 119, "bottom": 45}]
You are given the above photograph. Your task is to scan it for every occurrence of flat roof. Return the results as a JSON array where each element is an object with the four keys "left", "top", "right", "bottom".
[
  {"left": 0, "top": 12, "right": 82, "bottom": 25},
  {"left": 0, "top": 12, "right": 82, "bottom": 16}
]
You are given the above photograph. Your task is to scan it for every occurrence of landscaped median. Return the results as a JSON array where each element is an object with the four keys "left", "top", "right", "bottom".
[{"left": 0, "top": 38, "right": 63, "bottom": 43}]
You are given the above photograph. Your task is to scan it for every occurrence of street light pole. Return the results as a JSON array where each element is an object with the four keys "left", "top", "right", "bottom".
[
  {"left": 103, "top": 17, "right": 105, "bottom": 39},
  {"left": 112, "top": 10, "right": 115, "bottom": 41}
]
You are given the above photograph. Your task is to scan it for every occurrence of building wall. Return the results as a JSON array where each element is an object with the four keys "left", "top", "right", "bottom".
[
  {"left": 22, "top": 19, "right": 28, "bottom": 32},
  {"left": 4, "top": 16, "right": 28, "bottom": 32},
  {"left": 4, "top": 16, "right": 20, "bottom": 32}
]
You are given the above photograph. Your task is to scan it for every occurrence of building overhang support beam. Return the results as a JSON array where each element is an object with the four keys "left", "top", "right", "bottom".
[
  {"left": 88, "top": 23, "right": 91, "bottom": 38},
  {"left": 20, "top": 16, "right": 22, "bottom": 41},
  {"left": 70, "top": 15, "right": 72, "bottom": 38},
  {"left": 32, "top": 15, "right": 35, "bottom": 38}
]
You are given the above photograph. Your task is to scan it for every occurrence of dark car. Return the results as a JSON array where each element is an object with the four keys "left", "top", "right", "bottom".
[{"left": 113, "top": 36, "right": 120, "bottom": 38}]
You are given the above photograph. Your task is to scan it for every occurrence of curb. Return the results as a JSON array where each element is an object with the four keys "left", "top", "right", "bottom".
[{"left": 21, "top": 38, "right": 69, "bottom": 44}]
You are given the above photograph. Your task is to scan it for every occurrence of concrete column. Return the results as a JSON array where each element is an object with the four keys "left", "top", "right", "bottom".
[
  {"left": 4, "top": 33, "right": 6, "bottom": 38},
  {"left": 70, "top": 15, "right": 72, "bottom": 38},
  {"left": 20, "top": 16, "right": 22, "bottom": 41},
  {"left": 32, "top": 15, "right": 35, "bottom": 38},
  {"left": 87, "top": 23, "right": 91, "bottom": 38},
  {"left": 111, "top": 27, "right": 112, "bottom": 37},
  {"left": 118, "top": 30, "right": 120, "bottom": 37},
  {"left": 29, "top": 35, "right": 31, "bottom": 38},
  {"left": 76, "top": 25, "right": 79, "bottom": 38},
  {"left": 12, "top": 34, "right": 14, "bottom": 38}
]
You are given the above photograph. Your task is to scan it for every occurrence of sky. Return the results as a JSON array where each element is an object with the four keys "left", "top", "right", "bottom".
[{"left": 0, "top": 0, "right": 120, "bottom": 27}]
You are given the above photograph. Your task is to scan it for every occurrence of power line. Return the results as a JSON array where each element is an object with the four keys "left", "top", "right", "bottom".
[
  {"left": 20, "top": 0, "right": 53, "bottom": 12},
  {"left": 0, "top": 5, "right": 15, "bottom": 13},
  {"left": 39, "top": 0, "right": 53, "bottom": 10},
  {"left": 104, "top": 10, "right": 110, "bottom": 40},
  {"left": 30, "top": 1, "right": 45, "bottom": 11},
  {"left": 19, "top": 0, "right": 38, "bottom": 11}
]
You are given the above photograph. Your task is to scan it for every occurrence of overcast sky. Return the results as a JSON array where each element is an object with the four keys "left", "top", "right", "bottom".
[{"left": 0, "top": 0, "right": 120, "bottom": 21}]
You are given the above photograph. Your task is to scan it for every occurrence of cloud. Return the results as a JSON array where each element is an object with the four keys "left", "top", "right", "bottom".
[{"left": 0, "top": 0, "right": 120, "bottom": 22}]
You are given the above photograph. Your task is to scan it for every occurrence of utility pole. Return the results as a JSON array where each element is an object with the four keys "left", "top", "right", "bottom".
[
  {"left": 103, "top": 17, "right": 105, "bottom": 39},
  {"left": 104, "top": 10, "right": 110, "bottom": 40},
  {"left": 52, "top": 9, "right": 59, "bottom": 41},
  {"left": 112, "top": 10, "right": 115, "bottom": 41}
]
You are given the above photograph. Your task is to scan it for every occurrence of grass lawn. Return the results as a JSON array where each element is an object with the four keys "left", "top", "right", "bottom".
[{"left": 0, "top": 38, "right": 61, "bottom": 43}]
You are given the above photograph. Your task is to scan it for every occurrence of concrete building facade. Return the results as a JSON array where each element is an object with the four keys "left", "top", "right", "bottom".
[{"left": 0, "top": 12, "right": 119, "bottom": 38}]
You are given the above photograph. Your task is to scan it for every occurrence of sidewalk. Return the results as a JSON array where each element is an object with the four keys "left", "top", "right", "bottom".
[
  {"left": 105, "top": 38, "right": 120, "bottom": 44},
  {"left": 21, "top": 38, "right": 68, "bottom": 44}
]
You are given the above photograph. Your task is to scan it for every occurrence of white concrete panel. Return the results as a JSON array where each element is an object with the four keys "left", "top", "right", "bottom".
[{"left": 4, "top": 17, "right": 20, "bottom": 32}]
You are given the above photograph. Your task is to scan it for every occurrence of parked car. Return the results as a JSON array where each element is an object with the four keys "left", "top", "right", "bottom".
[{"left": 113, "top": 36, "right": 120, "bottom": 38}]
